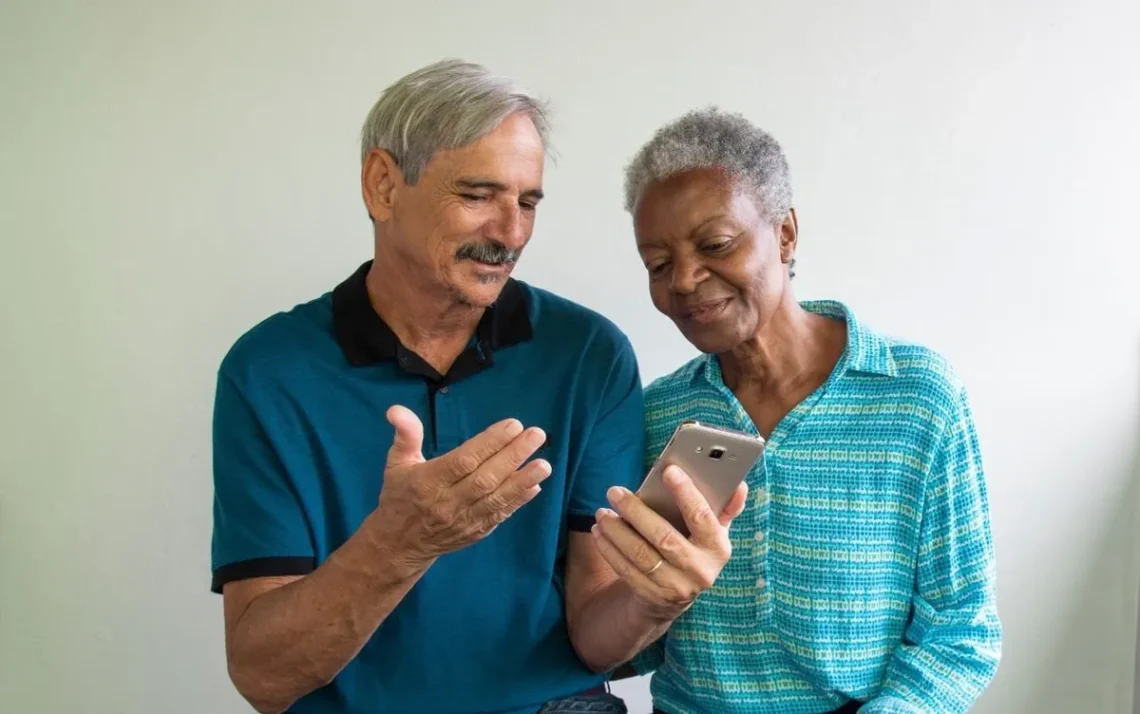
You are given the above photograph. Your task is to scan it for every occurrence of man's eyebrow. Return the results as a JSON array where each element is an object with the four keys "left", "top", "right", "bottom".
[
  {"left": 455, "top": 178, "right": 544, "bottom": 200},
  {"left": 456, "top": 179, "right": 507, "bottom": 191}
]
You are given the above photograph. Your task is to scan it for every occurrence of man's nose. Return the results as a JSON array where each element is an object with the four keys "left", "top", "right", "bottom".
[{"left": 487, "top": 203, "right": 530, "bottom": 250}]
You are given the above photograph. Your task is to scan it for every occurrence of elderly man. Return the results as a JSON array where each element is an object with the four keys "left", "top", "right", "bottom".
[{"left": 210, "top": 60, "right": 743, "bottom": 714}]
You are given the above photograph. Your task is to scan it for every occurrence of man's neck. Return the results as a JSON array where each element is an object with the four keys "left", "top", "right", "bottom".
[{"left": 364, "top": 256, "right": 483, "bottom": 375}]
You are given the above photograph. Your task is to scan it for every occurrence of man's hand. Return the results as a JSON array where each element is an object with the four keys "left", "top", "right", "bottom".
[
  {"left": 590, "top": 465, "right": 747, "bottom": 620},
  {"left": 370, "top": 405, "right": 551, "bottom": 565},
  {"left": 220, "top": 407, "right": 549, "bottom": 714}
]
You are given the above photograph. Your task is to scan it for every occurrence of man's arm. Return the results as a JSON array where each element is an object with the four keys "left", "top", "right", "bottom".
[
  {"left": 214, "top": 388, "right": 551, "bottom": 714},
  {"left": 859, "top": 387, "right": 1002, "bottom": 713},
  {"left": 222, "top": 520, "right": 432, "bottom": 714}
]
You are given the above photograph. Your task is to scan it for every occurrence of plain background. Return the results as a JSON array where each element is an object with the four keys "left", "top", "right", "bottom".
[{"left": 3, "top": 1, "right": 1139, "bottom": 712}]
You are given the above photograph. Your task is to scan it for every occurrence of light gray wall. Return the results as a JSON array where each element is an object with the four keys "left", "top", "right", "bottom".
[
  {"left": 3, "top": 1, "right": 1140, "bottom": 713},
  {"left": 1135, "top": 454, "right": 1140, "bottom": 714}
]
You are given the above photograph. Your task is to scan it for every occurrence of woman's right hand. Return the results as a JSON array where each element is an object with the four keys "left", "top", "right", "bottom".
[{"left": 590, "top": 465, "right": 748, "bottom": 620}]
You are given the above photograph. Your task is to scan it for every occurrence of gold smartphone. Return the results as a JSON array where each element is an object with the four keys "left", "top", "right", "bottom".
[{"left": 636, "top": 420, "right": 765, "bottom": 536}]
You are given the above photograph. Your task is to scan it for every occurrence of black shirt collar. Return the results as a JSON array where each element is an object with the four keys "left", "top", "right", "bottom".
[{"left": 332, "top": 260, "right": 532, "bottom": 374}]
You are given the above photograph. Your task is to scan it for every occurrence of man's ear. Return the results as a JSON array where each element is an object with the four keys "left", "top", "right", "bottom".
[
  {"left": 362, "top": 149, "right": 403, "bottom": 222},
  {"left": 778, "top": 207, "right": 798, "bottom": 266}
]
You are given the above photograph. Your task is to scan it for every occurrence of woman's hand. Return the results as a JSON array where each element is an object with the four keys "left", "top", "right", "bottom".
[{"left": 591, "top": 465, "right": 748, "bottom": 620}]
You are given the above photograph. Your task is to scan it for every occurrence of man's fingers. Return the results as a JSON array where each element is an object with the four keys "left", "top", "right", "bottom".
[
  {"left": 719, "top": 482, "right": 749, "bottom": 527},
  {"left": 437, "top": 418, "right": 526, "bottom": 484},
  {"left": 662, "top": 466, "right": 723, "bottom": 546},
  {"left": 386, "top": 406, "right": 425, "bottom": 468},
  {"left": 452, "top": 426, "right": 546, "bottom": 501},
  {"left": 469, "top": 459, "right": 552, "bottom": 523},
  {"left": 479, "top": 426, "right": 546, "bottom": 478}
]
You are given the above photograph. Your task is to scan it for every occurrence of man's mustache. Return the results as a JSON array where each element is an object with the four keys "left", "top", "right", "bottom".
[{"left": 455, "top": 241, "right": 519, "bottom": 266}]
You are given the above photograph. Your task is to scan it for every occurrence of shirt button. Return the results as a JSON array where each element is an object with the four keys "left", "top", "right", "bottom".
[
  {"left": 754, "top": 487, "right": 768, "bottom": 503},
  {"left": 754, "top": 531, "right": 765, "bottom": 542},
  {"left": 439, "top": 386, "right": 449, "bottom": 394},
  {"left": 755, "top": 576, "right": 766, "bottom": 589}
]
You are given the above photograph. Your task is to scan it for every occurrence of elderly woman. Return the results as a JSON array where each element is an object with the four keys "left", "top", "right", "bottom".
[{"left": 595, "top": 108, "right": 1002, "bottom": 714}]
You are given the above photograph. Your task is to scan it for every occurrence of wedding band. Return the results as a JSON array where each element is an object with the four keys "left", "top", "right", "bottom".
[{"left": 645, "top": 558, "right": 664, "bottom": 576}]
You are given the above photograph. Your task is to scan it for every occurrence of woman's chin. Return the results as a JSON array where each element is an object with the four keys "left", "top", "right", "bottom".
[{"left": 677, "top": 321, "right": 741, "bottom": 355}]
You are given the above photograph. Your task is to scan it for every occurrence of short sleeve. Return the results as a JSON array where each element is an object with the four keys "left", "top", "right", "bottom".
[
  {"left": 210, "top": 371, "right": 315, "bottom": 593},
  {"left": 565, "top": 338, "right": 646, "bottom": 531}
]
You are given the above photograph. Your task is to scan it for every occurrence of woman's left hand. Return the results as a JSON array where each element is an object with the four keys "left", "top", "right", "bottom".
[{"left": 592, "top": 465, "right": 749, "bottom": 620}]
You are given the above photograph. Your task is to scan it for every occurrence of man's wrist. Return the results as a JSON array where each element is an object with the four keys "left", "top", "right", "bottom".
[{"left": 352, "top": 512, "right": 436, "bottom": 584}]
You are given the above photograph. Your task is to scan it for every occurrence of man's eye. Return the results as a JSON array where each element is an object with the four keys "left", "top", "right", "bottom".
[
  {"left": 460, "top": 193, "right": 489, "bottom": 202},
  {"left": 648, "top": 261, "right": 671, "bottom": 276}
]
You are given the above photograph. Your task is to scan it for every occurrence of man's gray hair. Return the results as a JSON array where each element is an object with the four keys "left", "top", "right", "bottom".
[
  {"left": 360, "top": 59, "right": 551, "bottom": 184},
  {"left": 623, "top": 107, "right": 793, "bottom": 222}
]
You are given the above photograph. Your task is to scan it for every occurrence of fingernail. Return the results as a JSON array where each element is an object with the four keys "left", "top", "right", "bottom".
[
  {"left": 599, "top": 508, "right": 618, "bottom": 519},
  {"left": 529, "top": 427, "right": 547, "bottom": 445},
  {"left": 606, "top": 486, "right": 627, "bottom": 502},
  {"left": 503, "top": 419, "right": 523, "bottom": 436},
  {"left": 664, "top": 467, "right": 683, "bottom": 485}
]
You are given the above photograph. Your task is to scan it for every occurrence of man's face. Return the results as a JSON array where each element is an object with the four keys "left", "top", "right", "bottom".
[{"left": 366, "top": 112, "right": 546, "bottom": 308}]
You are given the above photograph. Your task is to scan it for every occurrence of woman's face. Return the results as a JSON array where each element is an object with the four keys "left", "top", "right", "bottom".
[{"left": 633, "top": 167, "right": 797, "bottom": 354}]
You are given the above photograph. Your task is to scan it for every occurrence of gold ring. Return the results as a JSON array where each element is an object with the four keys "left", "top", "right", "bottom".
[{"left": 645, "top": 558, "right": 664, "bottom": 576}]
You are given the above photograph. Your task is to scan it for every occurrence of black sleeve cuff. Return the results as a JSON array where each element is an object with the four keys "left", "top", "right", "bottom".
[
  {"left": 211, "top": 556, "right": 316, "bottom": 594},
  {"left": 567, "top": 513, "right": 597, "bottom": 532}
]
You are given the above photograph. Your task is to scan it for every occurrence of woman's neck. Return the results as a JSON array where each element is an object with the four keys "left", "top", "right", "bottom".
[{"left": 719, "top": 291, "right": 846, "bottom": 399}]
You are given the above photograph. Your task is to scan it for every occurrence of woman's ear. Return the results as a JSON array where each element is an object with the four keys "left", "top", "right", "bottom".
[{"left": 778, "top": 207, "right": 798, "bottom": 264}]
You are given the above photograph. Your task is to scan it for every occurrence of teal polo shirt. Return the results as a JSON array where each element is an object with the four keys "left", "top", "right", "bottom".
[{"left": 210, "top": 260, "right": 646, "bottom": 714}]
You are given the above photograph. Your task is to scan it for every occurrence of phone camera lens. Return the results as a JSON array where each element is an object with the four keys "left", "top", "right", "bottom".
[{"left": 709, "top": 447, "right": 725, "bottom": 460}]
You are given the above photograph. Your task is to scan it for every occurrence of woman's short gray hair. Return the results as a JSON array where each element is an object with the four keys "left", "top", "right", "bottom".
[
  {"left": 360, "top": 59, "right": 551, "bottom": 184},
  {"left": 623, "top": 107, "right": 793, "bottom": 222}
]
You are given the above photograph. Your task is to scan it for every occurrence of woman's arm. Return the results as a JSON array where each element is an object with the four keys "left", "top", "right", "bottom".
[{"left": 860, "top": 387, "right": 1002, "bottom": 713}]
